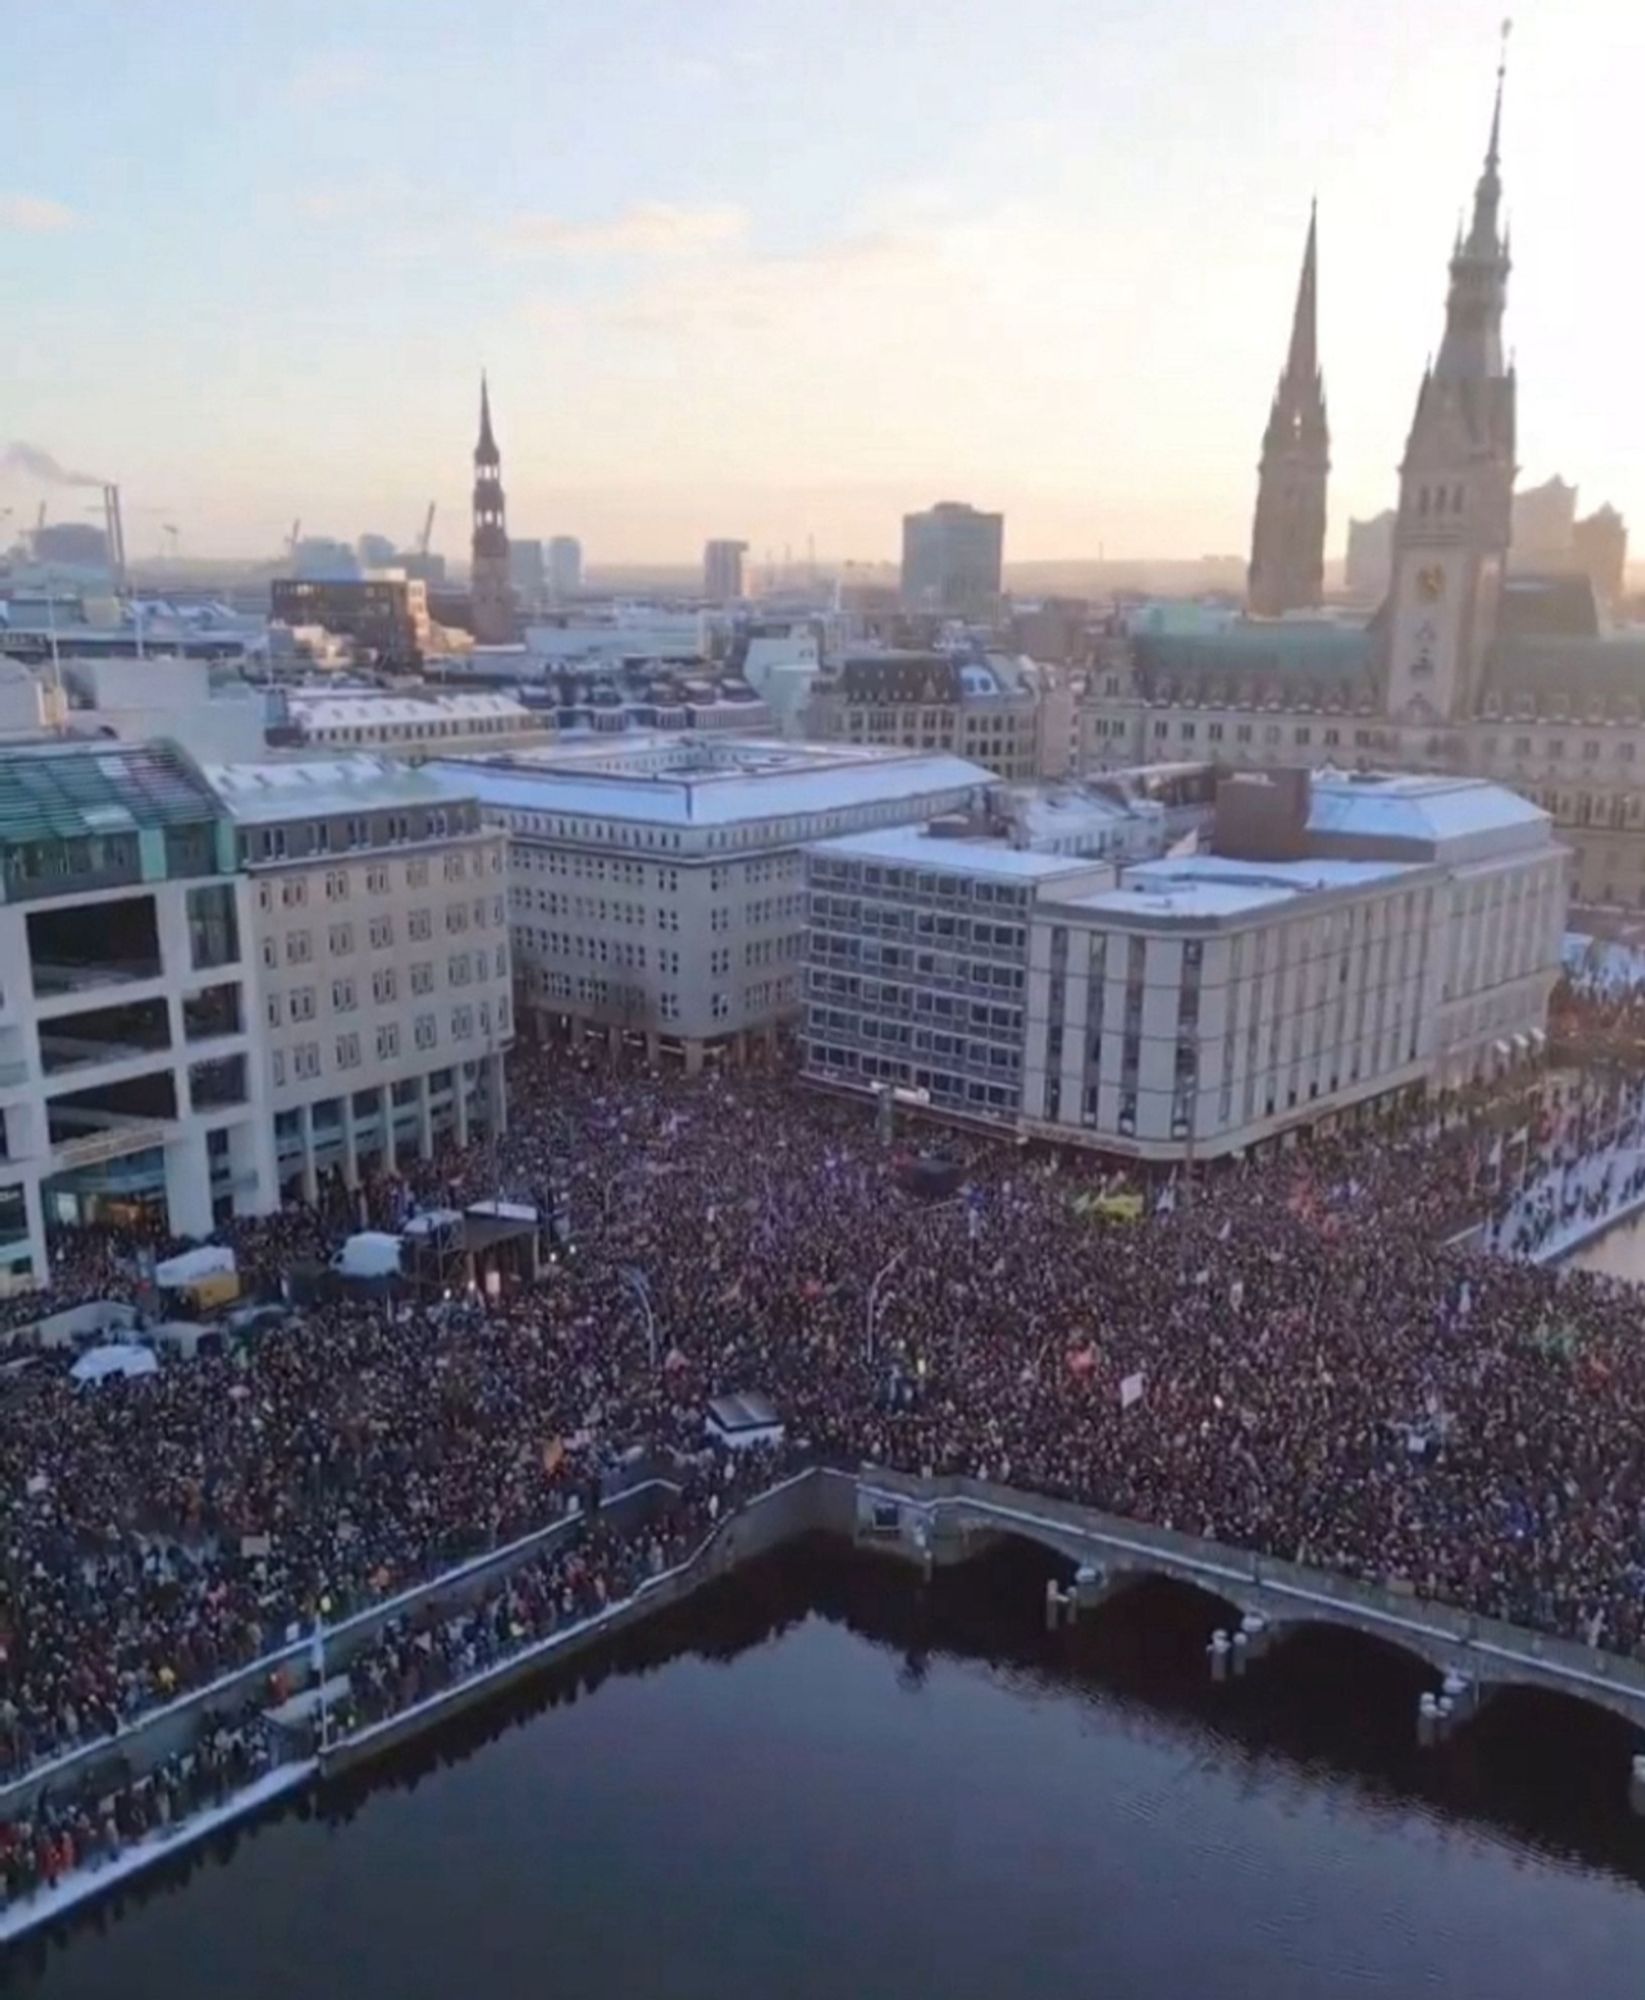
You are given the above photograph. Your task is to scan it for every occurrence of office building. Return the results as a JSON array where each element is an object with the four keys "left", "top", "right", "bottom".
[
  {"left": 431, "top": 736, "right": 990, "bottom": 1070},
  {"left": 900, "top": 503, "right": 1004, "bottom": 618},
  {"left": 0, "top": 742, "right": 275, "bottom": 1288},
  {"left": 548, "top": 536, "right": 583, "bottom": 599},
  {"left": 804, "top": 767, "right": 1565, "bottom": 1162},
  {"left": 703, "top": 540, "right": 749, "bottom": 602},
  {"left": 205, "top": 755, "right": 512, "bottom": 1200},
  {"left": 509, "top": 540, "right": 548, "bottom": 615}
]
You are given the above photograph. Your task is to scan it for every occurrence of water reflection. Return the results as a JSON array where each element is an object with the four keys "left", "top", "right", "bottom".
[{"left": 14, "top": 1540, "right": 1645, "bottom": 2000}]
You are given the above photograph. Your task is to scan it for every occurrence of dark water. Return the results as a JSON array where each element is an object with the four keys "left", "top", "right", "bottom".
[{"left": 16, "top": 1542, "right": 1645, "bottom": 2000}]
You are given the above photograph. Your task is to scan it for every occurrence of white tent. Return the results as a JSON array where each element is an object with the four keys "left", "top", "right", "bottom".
[
  {"left": 331, "top": 1233, "right": 403, "bottom": 1280},
  {"left": 71, "top": 1343, "right": 160, "bottom": 1387},
  {"left": 154, "top": 1245, "right": 236, "bottom": 1288}
]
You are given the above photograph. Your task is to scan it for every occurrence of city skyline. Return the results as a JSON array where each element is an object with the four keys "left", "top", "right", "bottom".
[{"left": 3, "top": 0, "right": 1638, "bottom": 565}]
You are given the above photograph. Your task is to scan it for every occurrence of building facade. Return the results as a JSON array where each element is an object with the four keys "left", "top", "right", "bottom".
[
  {"left": 270, "top": 577, "right": 422, "bottom": 667},
  {"left": 1073, "top": 57, "right": 1645, "bottom": 911},
  {"left": 1248, "top": 206, "right": 1328, "bottom": 617},
  {"left": 276, "top": 688, "right": 549, "bottom": 757},
  {"left": 900, "top": 503, "right": 1004, "bottom": 617},
  {"left": 547, "top": 536, "right": 583, "bottom": 599},
  {"left": 805, "top": 650, "right": 1045, "bottom": 780},
  {"left": 433, "top": 736, "right": 991, "bottom": 1070},
  {"left": 802, "top": 767, "right": 1564, "bottom": 1163},
  {"left": 206, "top": 756, "right": 512, "bottom": 1201},
  {"left": 0, "top": 742, "right": 275, "bottom": 1288},
  {"left": 703, "top": 540, "right": 748, "bottom": 602}
]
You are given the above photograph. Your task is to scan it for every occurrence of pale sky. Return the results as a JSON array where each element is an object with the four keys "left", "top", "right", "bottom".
[{"left": 3, "top": 0, "right": 1638, "bottom": 566}]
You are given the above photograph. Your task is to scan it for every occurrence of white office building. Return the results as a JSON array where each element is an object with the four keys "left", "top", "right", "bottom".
[
  {"left": 0, "top": 742, "right": 275, "bottom": 1289},
  {"left": 805, "top": 768, "right": 1566, "bottom": 1162},
  {"left": 205, "top": 756, "right": 512, "bottom": 1198},
  {"left": 433, "top": 736, "right": 991, "bottom": 1069}
]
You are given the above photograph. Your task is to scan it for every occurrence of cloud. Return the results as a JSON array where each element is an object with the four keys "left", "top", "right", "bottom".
[
  {"left": 493, "top": 200, "right": 747, "bottom": 261},
  {"left": 0, "top": 194, "right": 77, "bottom": 233}
]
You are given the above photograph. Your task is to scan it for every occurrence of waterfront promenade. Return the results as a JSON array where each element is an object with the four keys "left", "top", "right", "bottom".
[{"left": 11, "top": 1460, "right": 1645, "bottom": 1946}]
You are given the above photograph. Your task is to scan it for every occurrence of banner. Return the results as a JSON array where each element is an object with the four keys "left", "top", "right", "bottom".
[{"left": 1120, "top": 1371, "right": 1146, "bottom": 1410}]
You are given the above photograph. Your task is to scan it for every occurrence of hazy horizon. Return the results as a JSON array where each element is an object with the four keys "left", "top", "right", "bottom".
[{"left": 4, "top": 0, "right": 1638, "bottom": 568}]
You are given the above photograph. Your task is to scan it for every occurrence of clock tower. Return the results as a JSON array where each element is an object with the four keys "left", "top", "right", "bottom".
[{"left": 1383, "top": 33, "right": 1515, "bottom": 725}]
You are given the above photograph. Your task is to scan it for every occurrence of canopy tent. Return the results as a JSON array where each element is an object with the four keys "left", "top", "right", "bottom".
[
  {"left": 331, "top": 1233, "right": 403, "bottom": 1281},
  {"left": 71, "top": 1342, "right": 159, "bottom": 1387}
]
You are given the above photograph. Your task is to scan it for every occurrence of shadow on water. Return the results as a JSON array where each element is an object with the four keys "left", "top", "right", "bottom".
[{"left": 12, "top": 1534, "right": 1645, "bottom": 1978}]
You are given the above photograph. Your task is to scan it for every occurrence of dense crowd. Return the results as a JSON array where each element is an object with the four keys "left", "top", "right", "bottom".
[{"left": 9, "top": 1039, "right": 1645, "bottom": 1913}]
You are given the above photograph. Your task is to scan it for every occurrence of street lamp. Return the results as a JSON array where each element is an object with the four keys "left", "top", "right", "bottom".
[
  {"left": 864, "top": 1246, "right": 908, "bottom": 1366},
  {"left": 619, "top": 1263, "right": 658, "bottom": 1369}
]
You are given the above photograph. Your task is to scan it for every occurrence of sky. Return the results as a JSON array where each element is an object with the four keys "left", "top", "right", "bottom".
[{"left": 2, "top": 0, "right": 1639, "bottom": 567}]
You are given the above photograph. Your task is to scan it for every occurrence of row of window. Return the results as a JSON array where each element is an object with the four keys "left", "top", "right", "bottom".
[{"left": 271, "top": 999, "right": 510, "bottom": 1084}]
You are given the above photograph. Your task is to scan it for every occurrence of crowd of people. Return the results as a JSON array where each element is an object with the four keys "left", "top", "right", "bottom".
[{"left": 10, "top": 1038, "right": 1645, "bottom": 1913}]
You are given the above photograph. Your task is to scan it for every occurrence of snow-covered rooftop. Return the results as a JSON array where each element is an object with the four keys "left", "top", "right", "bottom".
[
  {"left": 808, "top": 826, "right": 1113, "bottom": 884},
  {"left": 203, "top": 753, "right": 477, "bottom": 822}
]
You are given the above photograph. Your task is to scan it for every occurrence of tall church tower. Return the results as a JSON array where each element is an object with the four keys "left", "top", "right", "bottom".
[
  {"left": 470, "top": 373, "right": 516, "bottom": 644},
  {"left": 1383, "top": 36, "right": 1516, "bottom": 723},
  {"left": 1247, "top": 205, "right": 1329, "bottom": 617}
]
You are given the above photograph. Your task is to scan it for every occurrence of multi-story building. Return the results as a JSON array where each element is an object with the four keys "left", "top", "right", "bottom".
[
  {"left": 703, "top": 540, "right": 749, "bottom": 602},
  {"left": 901, "top": 502, "right": 1004, "bottom": 618},
  {"left": 431, "top": 735, "right": 990, "bottom": 1070},
  {"left": 0, "top": 741, "right": 275, "bottom": 1287},
  {"left": 270, "top": 576, "right": 423, "bottom": 667},
  {"left": 1074, "top": 62, "right": 1645, "bottom": 910},
  {"left": 547, "top": 537, "right": 583, "bottom": 599},
  {"left": 274, "top": 687, "right": 549, "bottom": 758},
  {"left": 204, "top": 755, "right": 512, "bottom": 1200},
  {"left": 805, "top": 650, "right": 1045, "bottom": 780},
  {"left": 803, "top": 767, "right": 1564, "bottom": 1163}
]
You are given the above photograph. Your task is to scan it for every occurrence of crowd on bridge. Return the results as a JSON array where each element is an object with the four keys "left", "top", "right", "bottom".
[{"left": 8, "top": 1040, "right": 1645, "bottom": 1915}]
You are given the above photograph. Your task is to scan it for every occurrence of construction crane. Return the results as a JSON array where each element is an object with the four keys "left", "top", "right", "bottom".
[
  {"left": 418, "top": 502, "right": 436, "bottom": 556},
  {"left": 286, "top": 518, "right": 301, "bottom": 561}
]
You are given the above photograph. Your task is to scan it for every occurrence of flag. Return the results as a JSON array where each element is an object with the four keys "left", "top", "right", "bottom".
[{"left": 1120, "top": 1371, "right": 1146, "bottom": 1410}]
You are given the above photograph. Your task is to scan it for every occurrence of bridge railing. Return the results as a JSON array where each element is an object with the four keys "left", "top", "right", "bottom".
[{"left": 862, "top": 1465, "right": 1645, "bottom": 1706}]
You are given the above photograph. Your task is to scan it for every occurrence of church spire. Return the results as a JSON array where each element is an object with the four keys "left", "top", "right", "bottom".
[
  {"left": 1435, "top": 26, "right": 1512, "bottom": 384},
  {"left": 1248, "top": 206, "right": 1329, "bottom": 618},
  {"left": 1285, "top": 198, "right": 1319, "bottom": 386},
  {"left": 476, "top": 371, "right": 499, "bottom": 466}
]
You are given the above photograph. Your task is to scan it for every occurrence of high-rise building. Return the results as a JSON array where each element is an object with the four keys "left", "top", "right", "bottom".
[
  {"left": 548, "top": 536, "right": 583, "bottom": 599},
  {"left": 703, "top": 539, "right": 748, "bottom": 601},
  {"left": 470, "top": 375, "right": 516, "bottom": 644},
  {"left": 1382, "top": 53, "right": 1515, "bottom": 724},
  {"left": 1248, "top": 206, "right": 1329, "bottom": 616},
  {"left": 1345, "top": 511, "right": 1396, "bottom": 600},
  {"left": 508, "top": 540, "right": 547, "bottom": 614},
  {"left": 900, "top": 503, "right": 1004, "bottom": 617}
]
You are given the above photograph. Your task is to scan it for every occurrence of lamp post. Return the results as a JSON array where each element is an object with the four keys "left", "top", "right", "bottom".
[
  {"left": 619, "top": 1263, "right": 658, "bottom": 1369},
  {"left": 865, "top": 1246, "right": 908, "bottom": 1366}
]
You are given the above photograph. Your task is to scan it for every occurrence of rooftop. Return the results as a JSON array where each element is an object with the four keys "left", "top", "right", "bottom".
[
  {"left": 1306, "top": 769, "right": 1549, "bottom": 849},
  {"left": 431, "top": 737, "right": 991, "bottom": 828},
  {"left": 0, "top": 740, "right": 223, "bottom": 844},
  {"left": 202, "top": 752, "right": 478, "bottom": 824},
  {"left": 1057, "top": 849, "right": 1427, "bottom": 926},
  {"left": 287, "top": 690, "right": 531, "bottom": 727},
  {"left": 808, "top": 825, "right": 1114, "bottom": 883}
]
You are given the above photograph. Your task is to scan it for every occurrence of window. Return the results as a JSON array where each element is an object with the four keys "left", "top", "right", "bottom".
[
  {"left": 366, "top": 866, "right": 389, "bottom": 894},
  {"left": 185, "top": 983, "right": 242, "bottom": 1041},
  {"left": 335, "top": 1032, "right": 361, "bottom": 1069},
  {"left": 187, "top": 884, "right": 241, "bottom": 971},
  {"left": 286, "top": 931, "right": 312, "bottom": 964},
  {"left": 290, "top": 987, "right": 316, "bottom": 1021},
  {"left": 281, "top": 879, "right": 306, "bottom": 909},
  {"left": 271, "top": 1050, "right": 286, "bottom": 1086},
  {"left": 406, "top": 859, "right": 429, "bottom": 889},
  {"left": 408, "top": 910, "right": 432, "bottom": 941},
  {"left": 294, "top": 1041, "right": 321, "bottom": 1080},
  {"left": 414, "top": 1013, "right": 437, "bottom": 1050},
  {"left": 332, "top": 978, "right": 357, "bottom": 1012},
  {"left": 372, "top": 967, "right": 398, "bottom": 1004},
  {"left": 449, "top": 953, "right": 471, "bottom": 986},
  {"left": 325, "top": 870, "right": 349, "bottom": 902},
  {"left": 369, "top": 915, "right": 393, "bottom": 948},
  {"left": 410, "top": 962, "right": 433, "bottom": 994},
  {"left": 451, "top": 1005, "right": 474, "bottom": 1040},
  {"left": 265, "top": 993, "right": 283, "bottom": 1027},
  {"left": 329, "top": 923, "right": 354, "bottom": 955},
  {"left": 376, "top": 1023, "right": 400, "bottom": 1060}
]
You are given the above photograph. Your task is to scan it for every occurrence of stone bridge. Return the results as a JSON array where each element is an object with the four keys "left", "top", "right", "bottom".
[{"left": 853, "top": 1467, "right": 1645, "bottom": 1755}]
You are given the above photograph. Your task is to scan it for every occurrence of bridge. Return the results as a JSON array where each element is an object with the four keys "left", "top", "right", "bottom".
[{"left": 853, "top": 1467, "right": 1645, "bottom": 1766}]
